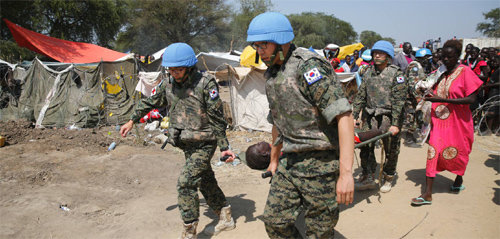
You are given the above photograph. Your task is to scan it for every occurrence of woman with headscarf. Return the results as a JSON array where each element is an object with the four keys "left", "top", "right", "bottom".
[{"left": 411, "top": 40, "right": 484, "bottom": 206}]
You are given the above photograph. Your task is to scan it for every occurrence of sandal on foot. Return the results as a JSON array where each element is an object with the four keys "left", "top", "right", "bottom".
[
  {"left": 450, "top": 185, "right": 465, "bottom": 192},
  {"left": 411, "top": 197, "right": 432, "bottom": 206}
]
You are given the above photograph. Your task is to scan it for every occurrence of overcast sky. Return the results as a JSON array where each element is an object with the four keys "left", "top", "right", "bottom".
[{"left": 228, "top": 0, "right": 499, "bottom": 47}]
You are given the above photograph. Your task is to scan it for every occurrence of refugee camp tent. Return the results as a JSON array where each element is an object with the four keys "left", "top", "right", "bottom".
[
  {"left": 216, "top": 66, "right": 272, "bottom": 132},
  {"left": 151, "top": 46, "right": 241, "bottom": 72},
  {"left": 0, "top": 58, "right": 151, "bottom": 128},
  {"left": 4, "top": 19, "right": 131, "bottom": 64},
  {"left": 135, "top": 71, "right": 162, "bottom": 97},
  {"left": 196, "top": 52, "right": 241, "bottom": 71}
]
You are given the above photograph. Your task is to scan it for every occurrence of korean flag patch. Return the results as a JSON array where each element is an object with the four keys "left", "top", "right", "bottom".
[
  {"left": 209, "top": 88, "right": 219, "bottom": 99},
  {"left": 397, "top": 76, "right": 405, "bottom": 84},
  {"left": 304, "top": 68, "right": 323, "bottom": 85}
]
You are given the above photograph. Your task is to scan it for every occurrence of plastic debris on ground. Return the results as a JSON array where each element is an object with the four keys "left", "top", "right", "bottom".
[
  {"left": 60, "top": 204, "right": 70, "bottom": 212},
  {"left": 108, "top": 142, "right": 117, "bottom": 151},
  {"left": 144, "top": 121, "right": 160, "bottom": 131},
  {"left": 66, "top": 124, "right": 81, "bottom": 131}
]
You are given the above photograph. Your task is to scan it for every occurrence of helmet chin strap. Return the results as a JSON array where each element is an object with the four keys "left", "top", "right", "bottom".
[
  {"left": 174, "top": 67, "right": 193, "bottom": 83},
  {"left": 374, "top": 58, "right": 388, "bottom": 65},
  {"left": 261, "top": 45, "right": 284, "bottom": 66}
]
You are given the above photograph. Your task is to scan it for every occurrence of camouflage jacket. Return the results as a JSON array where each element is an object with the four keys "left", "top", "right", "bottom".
[
  {"left": 130, "top": 70, "right": 229, "bottom": 151},
  {"left": 266, "top": 46, "right": 351, "bottom": 154},
  {"left": 405, "top": 61, "right": 427, "bottom": 98},
  {"left": 352, "top": 64, "right": 408, "bottom": 126}
]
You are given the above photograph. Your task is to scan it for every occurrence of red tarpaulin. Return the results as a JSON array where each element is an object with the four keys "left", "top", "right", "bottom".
[{"left": 4, "top": 19, "right": 128, "bottom": 63}]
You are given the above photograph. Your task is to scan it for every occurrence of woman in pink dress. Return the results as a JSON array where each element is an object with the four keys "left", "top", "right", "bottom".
[{"left": 411, "top": 40, "right": 484, "bottom": 206}]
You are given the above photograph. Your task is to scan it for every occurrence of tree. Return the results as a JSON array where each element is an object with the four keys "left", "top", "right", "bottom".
[
  {"left": 116, "top": 0, "right": 231, "bottom": 55},
  {"left": 359, "top": 30, "right": 395, "bottom": 48},
  {"left": 228, "top": 0, "right": 272, "bottom": 51},
  {"left": 476, "top": 8, "right": 500, "bottom": 37},
  {"left": 288, "top": 12, "right": 357, "bottom": 49},
  {"left": 0, "top": 0, "right": 130, "bottom": 62}
]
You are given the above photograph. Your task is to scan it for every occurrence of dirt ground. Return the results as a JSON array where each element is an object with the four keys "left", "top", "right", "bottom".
[{"left": 0, "top": 119, "right": 499, "bottom": 239}]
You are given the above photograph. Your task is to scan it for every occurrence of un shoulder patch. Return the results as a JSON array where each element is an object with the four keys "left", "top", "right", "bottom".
[
  {"left": 397, "top": 76, "right": 405, "bottom": 84},
  {"left": 303, "top": 68, "right": 323, "bottom": 85},
  {"left": 209, "top": 88, "right": 219, "bottom": 99}
]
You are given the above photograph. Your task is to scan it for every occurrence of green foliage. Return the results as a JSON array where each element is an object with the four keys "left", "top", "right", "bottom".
[
  {"left": 228, "top": 0, "right": 272, "bottom": 51},
  {"left": 288, "top": 12, "right": 357, "bottom": 49},
  {"left": 1, "top": 0, "right": 129, "bottom": 47},
  {"left": 0, "top": 1, "right": 37, "bottom": 40},
  {"left": 476, "top": 8, "right": 500, "bottom": 37},
  {"left": 359, "top": 30, "right": 395, "bottom": 48},
  {"left": 116, "top": 0, "right": 232, "bottom": 54},
  {"left": 0, "top": 40, "right": 37, "bottom": 63},
  {"left": 0, "top": 0, "right": 129, "bottom": 61},
  {"left": 1, "top": 0, "right": 397, "bottom": 62}
]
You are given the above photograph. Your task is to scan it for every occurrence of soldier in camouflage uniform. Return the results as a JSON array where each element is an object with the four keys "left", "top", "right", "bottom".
[
  {"left": 403, "top": 48, "right": 432, "bottom": 147},
  {"left": 247, "top": 12, "right": 355, "bottom": 238},
  {"left": 352, "top": 40, "right": 408, "bottom": 193},
  {"left": 120, "top": 43, "right": 236, "bottom": 239}
]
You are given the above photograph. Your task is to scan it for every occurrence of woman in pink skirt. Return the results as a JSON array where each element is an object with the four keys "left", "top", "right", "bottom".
[{"left": 411, "top": 40, "right": 484, "bottom": 206}]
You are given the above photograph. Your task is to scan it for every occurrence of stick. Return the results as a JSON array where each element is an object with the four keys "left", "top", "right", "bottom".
[
  {"left": 161, "top": 136, "right": 169, "bottom": 149},
  {"left": 354, "top": 151, "right": 360, "bottom": 168},
  {"left": 379, "top": 139, "right": 385, "bottom": 185},
  {"left": 354, "top": 132, "right": 392, "bottom": 148},
  {"left": 399, "top": 212, "right": 429, "bottom": 239}
]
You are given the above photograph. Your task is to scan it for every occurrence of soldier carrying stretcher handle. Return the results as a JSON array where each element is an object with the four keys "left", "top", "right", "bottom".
[
  {"left": 120, "top": 42, "right": 236, "bottom": 239},
  {"left": 247, "top": 12, "right": 354, "bottom": 239}
]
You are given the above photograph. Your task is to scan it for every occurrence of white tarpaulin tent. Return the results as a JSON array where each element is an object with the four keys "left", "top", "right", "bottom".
[
  {"left": 218, "top": 66, "right": 272, "bottom": 132},
  {"left": 196, "top": 52, "right": 241, "bottom": 71},
  {"left": 151, "top": 48, "right": 242, "bottom": 71},
  {"left": 135, "top": 71, "right": 162, "bottom": 97}
]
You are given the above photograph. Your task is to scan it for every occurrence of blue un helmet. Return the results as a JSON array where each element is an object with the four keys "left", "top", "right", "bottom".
[
  {"left": 361, "top": 49, "right": 372, "bottom": 61},
  {"left": 161, "top": 43, "right": 198, "bottom": 67},
  {"left": 371, "top": 40, "right": 395, "bottom": 58},
  {"left": 246, "top": 12, "right": 294, "bottom": 44},
  {"left": 415, "top": 48, "right": 432, "bottom": 58}
]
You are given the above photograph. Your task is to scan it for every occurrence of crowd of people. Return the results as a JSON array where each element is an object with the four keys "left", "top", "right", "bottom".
[
  {"left": 119, "top": 11, "right": 499, "bottom": 239},
  {"left": 324, "top": 38, "right": 499, "bottom": 204},
  {"left": 323, "top": 40, "right": 500, "bottom": 139}
]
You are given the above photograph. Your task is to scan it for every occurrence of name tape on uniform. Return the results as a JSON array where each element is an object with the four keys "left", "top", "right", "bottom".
[{"left": 304, "top": 68, "right": 323, "bottom": 85}]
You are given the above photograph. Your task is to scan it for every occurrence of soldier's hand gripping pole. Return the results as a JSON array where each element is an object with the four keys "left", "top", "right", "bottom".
[{"left": 261, "top": 171, "right": 272, "bottom": 178}]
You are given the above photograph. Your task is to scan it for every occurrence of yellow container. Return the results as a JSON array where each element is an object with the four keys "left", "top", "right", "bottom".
[{"left": 0, "top": 136, "right": 5, "bottom": 147}]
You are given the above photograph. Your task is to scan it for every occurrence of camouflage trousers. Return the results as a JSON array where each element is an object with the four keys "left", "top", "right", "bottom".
[
  {"left": 403, "top": 99, "right": 423, "bottom": 139},
  {"left": 360, "top": 114, "right": 402, "bottom": 176},
  {"left": 403, "top": 99, "right": 417, "bottom": 131},
  {"left": 177, "top": 141, "right": 227, "bottom": 222},
  {"left": 263, "top": 151, "right": 339, "bottom": 239}
]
